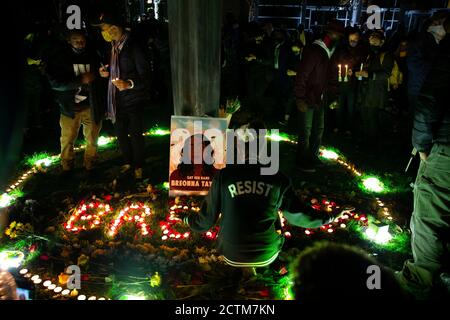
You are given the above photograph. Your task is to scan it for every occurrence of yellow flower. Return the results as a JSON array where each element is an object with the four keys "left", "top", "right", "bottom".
[
  {"left": 150, "top": 272, "right": 161, "bottom": 288},
  {"left": 77, "top": 254, "right": 89, "bottom": 267},
  {"left": 5, "top": 228, "right": 11, "bottom": 236},
  {"left": 58, "top": 273, "right": 70, "bottom": 285},
  {"left": 9, "top": 221, "right": 17, "bottom": 229}
]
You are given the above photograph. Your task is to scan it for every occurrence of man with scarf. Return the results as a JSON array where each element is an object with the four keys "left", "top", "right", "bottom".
[
  {"left": 294, "top": 20, "right": 344, "bottom": 172},
  {"left": 97, "top": 13, "right": 151, "bottom": 180},
  {"left": 46, "top": 30, "right": 103, "bottom": 173}
]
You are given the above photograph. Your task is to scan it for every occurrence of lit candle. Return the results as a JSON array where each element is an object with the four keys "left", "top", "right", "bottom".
[
  {"left": 344, "top": 64, "right": 349, "bottom": 82},
  {"left": 43, "top": 280, "right": 52, "bottom": 287},
  {"left": 338, "top": 64, "right": 342, "bottom": 82},
  {"left": 358, "top": 63, "right": 363, "bottom": 80}
]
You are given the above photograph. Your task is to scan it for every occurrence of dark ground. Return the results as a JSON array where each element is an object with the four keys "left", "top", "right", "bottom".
[{"left": 3, "top": 96, "right": 418, "bottom": 299}]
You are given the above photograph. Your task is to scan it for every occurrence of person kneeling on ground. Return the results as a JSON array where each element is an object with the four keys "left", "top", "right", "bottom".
[{"left": 184, "top": 121, "right": 340, "bottom": 268}]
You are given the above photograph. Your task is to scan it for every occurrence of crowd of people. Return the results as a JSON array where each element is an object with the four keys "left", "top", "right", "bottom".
[{"left": 17, "top": 9, "right": 450, "bottom": 301}]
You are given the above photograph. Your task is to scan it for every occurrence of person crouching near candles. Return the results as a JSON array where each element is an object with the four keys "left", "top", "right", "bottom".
[
  {"left": 356, "top": 30, "right": 394, "bottom": 146},
  {"left": 46, "top": 30, "right": 104, "bottom": 174},
  {"left": 183, "top": 121, "right": 341, "bottom": 274},
  {"left": 95, "top": 13, "right": 151, "bottom": 180},
  {"left": 334, "top": 27, "right": 367, "bottom": 136},
  {"left": 294, "top": 20, "right": 344, "bottom": 173}
]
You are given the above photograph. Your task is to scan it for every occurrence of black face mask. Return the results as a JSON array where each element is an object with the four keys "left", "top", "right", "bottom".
[
  {"left": 370, "top": 45, "right": 381, "bottom": 53},
  {"left": 274, "top": 37, "right": 284, "bottom": 44}
]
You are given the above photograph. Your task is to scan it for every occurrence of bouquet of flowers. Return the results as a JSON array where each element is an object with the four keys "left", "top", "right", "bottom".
[{"left": 4, "top": 221, "right": 34, "bottom": 239}]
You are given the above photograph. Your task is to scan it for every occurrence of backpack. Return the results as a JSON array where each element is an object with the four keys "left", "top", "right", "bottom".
[{"left": 380, "top": 52, "right": 403, "bottom": 91}]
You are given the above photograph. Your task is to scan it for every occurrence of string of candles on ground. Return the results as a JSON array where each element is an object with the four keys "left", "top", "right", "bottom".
[
  {"left": 160, "top": 204, "right": 219, "bottom": 241},
  {"left": 63, "top": 200, "right": 153, "bottom": 238},
  {"left": 65, "top": 200, "right": 112, "bottom": 233},
  {"left": 2, "top": 126, "right": 396, "bottom": 245},
  {"left": 1, "top": 126, "right": 387, "bottom": 209},
  {"left": 16, "top": 267, "right": 108, "bottom": 300},
  {"left": 0, "top": 126, "right": 169, "bottom": 208},
  {"left": 108, "top": 203, "right": 152, "bottom": 237}
]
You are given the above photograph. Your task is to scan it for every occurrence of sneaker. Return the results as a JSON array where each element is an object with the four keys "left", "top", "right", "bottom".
[{"left": 134, "top": 168, "right": 143, "bottom": 180}]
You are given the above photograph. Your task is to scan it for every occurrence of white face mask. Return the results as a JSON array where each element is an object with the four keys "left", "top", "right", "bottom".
[{"left": 428, "top": 25, "right": 446, "bottom": 43}]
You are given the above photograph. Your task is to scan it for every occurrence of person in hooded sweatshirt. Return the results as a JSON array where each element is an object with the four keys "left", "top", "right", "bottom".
[{"left": 294, "top": 20, "right": 344, "bottom": 173}]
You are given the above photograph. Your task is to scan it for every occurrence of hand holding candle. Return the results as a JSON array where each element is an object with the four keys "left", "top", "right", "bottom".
[
  {"left": 344, "top": 64, "right": 349, "bottom": 82},
  {"left": 358, "top": 63, "right": 363, "bottom": 80},
  {"left": 112, "top": 78, "right": 132, "bottom": 91}
]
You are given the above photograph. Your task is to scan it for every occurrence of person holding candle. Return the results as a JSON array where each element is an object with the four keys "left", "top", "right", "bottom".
[
  {"left": 356, "top": 30, "right": 394, "bottom": 144},
  {"left": 294, "top": 20, "right": 344, "bottom": 172},
  {"left": 333, "top": 27, "right": 367, "bottom": 136},
  {"left": 46, "top": 30, "right": 105, "bottom": 174},
  {"left": 95, "top": 12, "right": 151, "bottom": 180}
]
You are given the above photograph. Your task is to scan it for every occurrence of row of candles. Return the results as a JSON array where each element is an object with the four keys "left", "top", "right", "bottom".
[
  {"left": 19, "top": 268, "right": 108, "bottom": 300},
  {"left": 338, "top": 63, "right": 364, "bottom": 82}
]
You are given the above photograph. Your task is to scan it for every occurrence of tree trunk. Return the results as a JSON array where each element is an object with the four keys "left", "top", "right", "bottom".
[{"left": 168, "top": 0, "right": 223, "bottom": 116}]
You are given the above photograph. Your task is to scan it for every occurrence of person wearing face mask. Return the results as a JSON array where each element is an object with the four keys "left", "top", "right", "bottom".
[
  {"left": 407, "top": 12, "right": 449, "bottom": 117},
  {"left": 294, "top": 20, "right": 344, "bottom": 173},
  {"left": 45, "top": 30, "right": 104, "bottom": 174},
  {"left": 356, "top": 30, "right": 394, "bottom": 145},
  {"left": 333, "top": 27, "right": 367, "bottom": 136},
  {"left": 94, "top": 13, "right": 152, "bottom": 180}
]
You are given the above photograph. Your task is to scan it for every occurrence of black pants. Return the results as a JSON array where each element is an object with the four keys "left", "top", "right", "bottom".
[
  {"left": 114, "top": 103, "right": 145, "bottom": 168},
  {"left": 296, "top": 105, "right": 325, "bottom": 165}
]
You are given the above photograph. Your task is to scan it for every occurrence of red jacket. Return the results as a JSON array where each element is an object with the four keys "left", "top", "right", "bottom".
[{"left": 294, "top": 40, "right": 338, "bottom": 107}]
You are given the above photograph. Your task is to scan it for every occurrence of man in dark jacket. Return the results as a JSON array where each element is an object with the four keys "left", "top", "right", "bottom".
[
  {"left": 294, "top": 20, "right": 344, "bottom": 172},
  {"left": 185, "top": 125, "right": 338, "bottom": 268},
  {"left": 397, "top": 27, "right": 450, "bottom": 299},
  {"left": 97, "top": 13, "right": 151, "bottom": 180},
  {"left": 407, "top": 12, "right": 448, "bottom": 114},
  {"left": 46, "top": 30, "right": 103, "bottom": 172},
  {"left": 356, "top": 30, "right": 394, "bottom": 143}
]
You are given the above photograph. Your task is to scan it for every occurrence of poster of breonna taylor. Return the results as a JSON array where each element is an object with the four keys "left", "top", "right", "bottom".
[{"left": 169, "top": 116, "right": 227, "bottom": 196}]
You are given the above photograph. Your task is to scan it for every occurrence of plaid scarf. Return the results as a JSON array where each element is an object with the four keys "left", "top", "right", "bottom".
[{"left": 107, "top": 33, "right": 129, "bottom": 123}]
